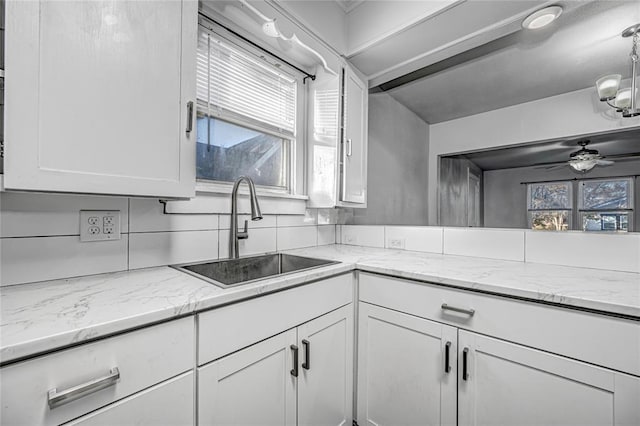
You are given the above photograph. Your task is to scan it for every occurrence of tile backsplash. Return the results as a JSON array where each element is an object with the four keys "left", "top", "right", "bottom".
[
  {"left": 338, "top": 225, "right": 640, "bottom": 274},
  {"left": 0, "top": 192, "right": 337, "bottom": 286}
]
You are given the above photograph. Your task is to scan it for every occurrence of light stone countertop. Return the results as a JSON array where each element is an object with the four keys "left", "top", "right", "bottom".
[{"left": 2, "top": 244, "right": 638, "bottom": 364}]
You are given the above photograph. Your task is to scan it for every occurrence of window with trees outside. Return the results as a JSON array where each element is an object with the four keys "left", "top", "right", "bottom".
[
  {"left": 527, "top": 182, "right": 572, "bottom": 231},
  {"left": 195, "top": 21, "right": 301, "bottom": 192},
  {"left": 579, "top": 178, "right": 633, "bottom": 232}
]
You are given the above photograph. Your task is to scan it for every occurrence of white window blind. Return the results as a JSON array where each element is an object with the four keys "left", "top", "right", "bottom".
[{"left": 197, "top": 27, "right": 297, "bottom": 136}]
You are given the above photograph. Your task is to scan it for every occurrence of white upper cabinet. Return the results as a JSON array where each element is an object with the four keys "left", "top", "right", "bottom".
[
  {"left": 308, "top": 62, "right": 368, "bottom": 208},
  {"left": 340, "top": 64, "right": 367, "bottom": 206},
  {"left": 3, "top": 0, "right": 197, "bottom": 198}
]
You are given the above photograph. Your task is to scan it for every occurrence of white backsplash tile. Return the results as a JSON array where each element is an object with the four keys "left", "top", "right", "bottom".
[
  {"left": 443, "top": 228, "right": 525, "bottom": 261},
  {"left": 0, "top": 192, "right": 129, "bottom": 237},
  {"left": 317, "top": 209, "right": 339, "bottom": 225},
  {"left": 385, "top": 226, "right": 443, "bottom": 253},
  {"left": 219, "top": 228, "right": 277, "bottom": 259},
  {"left": 1, "top": 235, "right": 128, "bottom": 286},
  {"left": 129, "top": 198, "right": 218, "bottom": 232},
  {"left": 277, "top": 209, "right": 318, "bottom": 227},
  {"left": 277, "top": 226, "right": 318, "bottom": 251},
  {"left": 525, "top": 231, "right": 640, "bottom": 273},
  {"left": 129, "top": 230, "right": 218, "bottom": 269},
  {"left": 341, "top": 225, "right": 385, "bottom": 248},
  {"left": 317, "top": 225, "right": 337, "bottom": 246},
  {"left": 218, "top": 214, "right": 277, "bottom": 230}
]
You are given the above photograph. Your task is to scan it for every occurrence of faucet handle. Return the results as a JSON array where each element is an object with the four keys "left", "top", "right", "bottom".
[{"left": 237, "top": 220, "right": 249, "bottom": 240}]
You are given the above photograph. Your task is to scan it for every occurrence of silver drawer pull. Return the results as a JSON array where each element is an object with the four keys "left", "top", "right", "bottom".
[
  {"left": 441, "top": 303, "right": 475, "bottom": 317},
  {"left": 48, "top": 367, "right": 120, "bottom": 409}
]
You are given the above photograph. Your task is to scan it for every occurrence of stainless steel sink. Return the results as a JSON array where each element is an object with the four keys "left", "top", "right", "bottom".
[{"left": 172, "top": 253, "right": 339, "bottom": 288}]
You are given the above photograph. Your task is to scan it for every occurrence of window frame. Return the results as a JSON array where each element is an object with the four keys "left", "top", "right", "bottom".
[
  {"left": 194, "top": 18, "right": 307, "bottom": 198},
  {"left": 526, "top": 181, "right": 573, "bottom": 231},
  {"left": 578, "top": 177, "right": 634, "bottom": 232}
]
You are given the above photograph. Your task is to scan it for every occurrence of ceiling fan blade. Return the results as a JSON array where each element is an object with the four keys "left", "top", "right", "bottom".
[
  {"left": 541, "top": 164, "right": 567, "bottom": 170},
  {"left": 602, "top": 152, "right": 640, "bottom": 161},
  {"left": 596, "top": 159, "right": 615, "bottom": 166}
]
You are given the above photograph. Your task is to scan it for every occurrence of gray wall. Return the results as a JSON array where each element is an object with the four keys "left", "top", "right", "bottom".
[
  {"left": 350, "top": 92, "right": 429, "bottom": 225},
  {"left": 483, "top": 159, "right": 640, "bottom": 230}
]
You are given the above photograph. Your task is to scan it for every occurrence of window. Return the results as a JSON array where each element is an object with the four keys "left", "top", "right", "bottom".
[
  {"left": 196, "top": 21, "right": 301, "bottom": 192},
  {"left": 527, "top": 182, "right": 572, "bottom": 230},
  {"left": 579, "top": 178, "right": 634, "bottom": 232}
]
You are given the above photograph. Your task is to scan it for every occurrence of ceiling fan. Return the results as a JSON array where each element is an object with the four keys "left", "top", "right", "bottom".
[
  {"left": 535, "top": 140, "right": 638, "bottom": 173},
  {"left": 566, "top": 141, "right": 614, "bottom": 172}
]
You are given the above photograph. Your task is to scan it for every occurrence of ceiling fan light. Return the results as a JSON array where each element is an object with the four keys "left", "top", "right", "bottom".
[
  {"left": 595, "top": 74, "right": 621, "bottom": 101},
  {"left": 522, "top": 6, "right": 563, "bottom": 30},
  {"left": 569, "top": 159, "right": 597, "bottom": 172}
]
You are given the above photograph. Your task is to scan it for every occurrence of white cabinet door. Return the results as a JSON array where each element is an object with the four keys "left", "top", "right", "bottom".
[
  {"left": 357, "top": 302, "right": 457, "bottom": 426},
  {"left": 298, "top": 305, "right": 353, "bottom": 426},
  {"left": 339, "top": 64, "right": 367, "bottom": 206},
  {"left": 458, "top": 330, "right": 640, "bottom": 426},
  {"left": 4, "top": 0, "right": 197, "bottom": 198},
  {"left": 198, "top": 329, "right": 297, "bottom": 426},
  {"left": 66, "top": 372, "right": 194, "bottom": 426}
]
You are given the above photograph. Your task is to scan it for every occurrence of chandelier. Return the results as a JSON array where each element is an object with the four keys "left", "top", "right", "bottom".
[{"left": 595, "top": 23, "right": 640, "bottom": 118}]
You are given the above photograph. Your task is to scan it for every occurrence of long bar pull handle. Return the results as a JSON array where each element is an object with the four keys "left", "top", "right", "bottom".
[
  {"left": 186, "top": 101, "right": 194, "bottom": 134},
  {"left": 444, "top": 341, "right": 452, "bottom": 373},
  {"left": 302, "top": 339, "right": 310, "bottom": 370},
  {"left": 441, "top": 303, "right": 475, "bottom": 317},
  {"left": 48, "top": 367, "right": 120, "bottom": 409},
  {"left": 462, "top": 348, "right": 469, "bottom": 381},
  {"left": 290, "top": 345, "right": 299, "bottom": 377},
  {"left": 346, "top": 138, "right": 353, "bottom": 157}
]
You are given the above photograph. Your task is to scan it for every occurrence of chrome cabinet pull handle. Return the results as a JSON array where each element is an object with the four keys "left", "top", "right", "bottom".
[
  {"left": 48, "top": 367, "right": 120, "bottom": 409},
  {"left": 346, "top": 138, "right": 353, "bottom": 157},
  {"left": 441, "top": 303, "right": 475, "bottom": 317},
  {"left": 444, "top": 341, "right": 452, "bottom": 373},
  {"left": 462, "top": 348, "right": 470, "bottom": 381},
  {"left": 186, "top": 101, "right": 194, "bottom": 133},
  {"left": 302, "top": 339, "right": 310, "bottom": 370},
  {"left": 290, "top": 345, "right": 299, "bottom": 377}
]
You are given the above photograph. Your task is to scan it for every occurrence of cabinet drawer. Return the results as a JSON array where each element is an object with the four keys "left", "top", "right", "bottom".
[
  {"left": 198, "top": 273, "right": 353, "bottom": 365},
  {"left": 66, "top": 372, "right": 194, "bottom": 426},
  {"left": 0, "top": 317, "right": 194, "bottom": 426},
  {"left": 360, "top": 272, "right": 640, "bottom": 376}
]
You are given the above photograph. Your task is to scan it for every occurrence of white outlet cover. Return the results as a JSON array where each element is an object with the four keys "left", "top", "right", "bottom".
[
  {"left": 388, "top": 238, "right": 405, "bottom": 249},
  {"left": 80, "top": 210, "right": 121, "bottom": 242}
]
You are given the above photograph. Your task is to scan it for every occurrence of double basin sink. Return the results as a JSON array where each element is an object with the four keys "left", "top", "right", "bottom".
[{"left": 172, "top": 253, "right": 338, "bottom": 289}]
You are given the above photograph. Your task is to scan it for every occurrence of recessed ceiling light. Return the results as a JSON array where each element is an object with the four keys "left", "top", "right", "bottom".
[{"left": 522, "top": 6, "right": 563, "bottom": 30}]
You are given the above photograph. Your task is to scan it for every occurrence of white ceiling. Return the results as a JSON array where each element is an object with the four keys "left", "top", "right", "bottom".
[{"left": 385, "top": 1, "right": 640, "bottom": 124}]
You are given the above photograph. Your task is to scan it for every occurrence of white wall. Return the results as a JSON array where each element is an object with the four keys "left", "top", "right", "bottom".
[
  {"left": 278, "top": 0, "right": 347, "bottom": 54},
  {"left": 428, "top": 85, "right": 640, "bottom": 225},
  {"left": 349, "top": 92, "right": 429, "bottom": 225},
  {"left": 0, "top": 192, "right": 337, "bottom": 286}
]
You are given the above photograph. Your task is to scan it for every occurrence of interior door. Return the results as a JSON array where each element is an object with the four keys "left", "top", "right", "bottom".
[
  {"left": 4, "top": 0, "right": 196, "bottom": 197},
  {"left": 357, "top": 302, "right": 457, "bottom": 426},
  {"left": 340, "top": 65, "right": 367, "bottom": 205},
  {"left": 198, "top": 329, "right": 297, "bottom": 426},
  {"left": 297, "top": 305, "right": 353, "bottom": 426},
  {"left": 458, "top": 330, "right": 640, "bottom": 426}
]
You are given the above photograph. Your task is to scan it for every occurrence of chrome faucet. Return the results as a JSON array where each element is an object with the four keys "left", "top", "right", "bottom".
[{"left": 229, "top": 176, "right": 263, "bottom": 259}]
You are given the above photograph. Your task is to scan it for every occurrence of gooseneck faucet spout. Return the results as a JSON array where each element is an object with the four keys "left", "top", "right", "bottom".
[{"left": 229, "top": 176, "right": 263, "bottom": 259}]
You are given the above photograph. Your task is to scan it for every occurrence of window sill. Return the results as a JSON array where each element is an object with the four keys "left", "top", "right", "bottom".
[{"left": 195, "top": 180, "right": 308, "bottom": 201}]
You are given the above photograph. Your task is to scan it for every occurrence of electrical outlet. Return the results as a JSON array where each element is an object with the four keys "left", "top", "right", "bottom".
[
  {"left": 388, "top": 238, "right": 405, "bottom": 249},
  {"left": 80, "top": 211, "right": 121, "bottom": 242}
]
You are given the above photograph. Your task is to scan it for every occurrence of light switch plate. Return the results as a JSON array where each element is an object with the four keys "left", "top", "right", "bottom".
[{"left": 80, "top": 210, "right": 121, "bottom": 242}]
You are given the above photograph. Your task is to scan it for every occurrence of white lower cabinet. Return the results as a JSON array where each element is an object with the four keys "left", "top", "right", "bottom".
[
  {"left": 198, "top": 304, "right": 353, "bottom": 426},
  {"left": 458, "top": 330, "right": 640, "bottom": 426},
  {"left": 66, "top": 372, "right": 194, "bottom": 426},
  {"left": 0, "top": 317, "right": 195, "bottom": 426},
  {"left": 358, "top": 301, "right": 640, "bottom": 426},
  {"left": 357, "top": 303, "right": 457, "bottom": 426}
]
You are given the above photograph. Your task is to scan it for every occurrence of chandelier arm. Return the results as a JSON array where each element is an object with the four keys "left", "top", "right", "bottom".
[{"left": 604, "top": 99, "right": 620, "bottom": 111}]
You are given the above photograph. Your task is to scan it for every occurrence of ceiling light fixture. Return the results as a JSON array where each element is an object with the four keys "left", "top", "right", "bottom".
[
  {"left": 596, "top": 23, "right": 640, "bottom": 118},
  {"left": 522, "top": 6, "right": 563, "bottom": 30}
]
